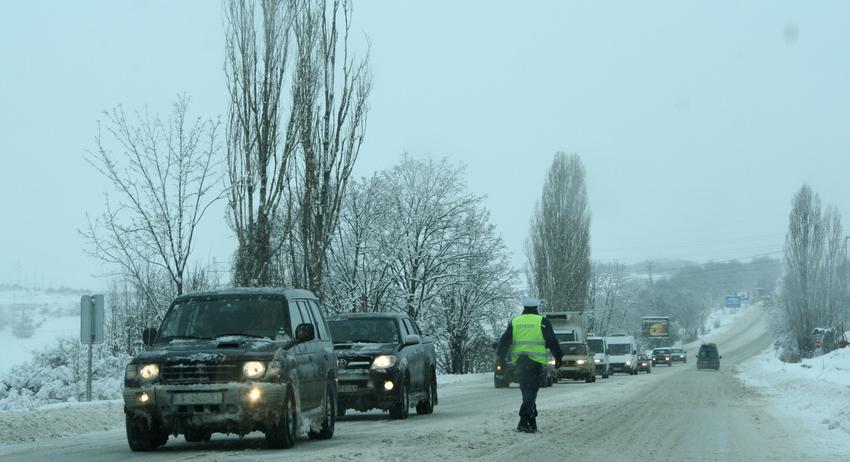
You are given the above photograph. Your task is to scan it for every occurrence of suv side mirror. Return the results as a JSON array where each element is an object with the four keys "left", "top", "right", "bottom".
[
  {"left": 142, "top": 327, "right": 157, "bottom": 347},
  {"left": 295, "top": 323, "right": 315, "bottom": 343},
  {"left": 403, "top": 334, "right": 421, "bottom": 346}
]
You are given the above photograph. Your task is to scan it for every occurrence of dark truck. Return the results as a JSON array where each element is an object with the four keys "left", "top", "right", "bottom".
[
  {"left": 123, "top": 288, "right": 337, "bottom": 451},
  {"left": 328, "top": 313, "right": 438, "bottom": 419}
]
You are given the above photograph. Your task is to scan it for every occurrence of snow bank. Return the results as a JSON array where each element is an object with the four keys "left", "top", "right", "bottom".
[
  {"left": 738, "top": 345, "right": 850, "bottom": 439},
  {"left": 0, "top": 399, "right": 124, "bottom": 444},
  {"left": 436, "top": 372, "right": 489, "bottom": 386}
]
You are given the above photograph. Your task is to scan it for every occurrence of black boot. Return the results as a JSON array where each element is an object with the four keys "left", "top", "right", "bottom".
[
  {"left": 529, "top": 415, "right": 538, "bottom": 433},
  {"left": 517, "top": 417, "right": 533, "bottom": 433}
]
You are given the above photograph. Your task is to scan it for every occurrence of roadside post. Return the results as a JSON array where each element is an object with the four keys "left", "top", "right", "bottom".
[{"left": 80, "top": 295, "right": 105, "bottom": 401}]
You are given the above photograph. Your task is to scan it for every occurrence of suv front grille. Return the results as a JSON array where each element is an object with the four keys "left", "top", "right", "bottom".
[
  {"left": 337, "top": 356, "right": 374, "bottom": 370},
  {"left": 160, "top": 363, "right": 241, "bottom": 385}
]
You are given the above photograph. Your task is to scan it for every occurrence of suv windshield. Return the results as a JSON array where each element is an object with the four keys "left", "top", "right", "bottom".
[
  {"left": 156, "top": 297, "right": 286, "bottom": 344},
  {"left": 653, "top": 349, "right": 670, "bottom": 355},
  {"left": 328, "top": 318, "right": 400, "bottom": 344},
  {"left": 587, "top": 339, "right": 604, "bottom": 353},
  {"left": 562, "top": 343, "right": 587, "bottom": 355}
]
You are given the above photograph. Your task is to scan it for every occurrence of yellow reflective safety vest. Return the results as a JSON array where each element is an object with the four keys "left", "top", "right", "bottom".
[{"left": 511, "top": 314, "right": 548, "bottom": 365}]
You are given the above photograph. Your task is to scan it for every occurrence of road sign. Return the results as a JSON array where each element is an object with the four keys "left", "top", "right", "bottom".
[
  {"left": 80, "top": 294, "right": 105, "bottom": 402},
  {"left": 80, "top": 295, "right": 105, "bottom": 344},
  {"left": 724, "top": 296, "right": 742, "bottom": 308}
]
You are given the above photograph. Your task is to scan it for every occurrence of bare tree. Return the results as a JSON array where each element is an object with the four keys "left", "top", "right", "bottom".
[
  {"left": 382, "top": 155, "right": 481, "bottom": 322},
  {"left": 225, "top": 0, "right": 371, "bottom": 292},
  {"left": 527, "top": 152, "right": 591, "bottom": 311},
  {"left": 780, "top": 185, "right": 847, "bottom": 358},
  {"left": 324, "top": 175, "right": 398, "bottom": 314},
  {"left": 435, "top": 207, "right": 517, "bottom": 374},
  {"left": 288, "top": 0, "right": 372, "bottom": 296},
  {"left": 225, "top": 0, "right": 299, "bottom": 286},
  {"left": 586, "top": 262, "right": 631, "bottom": 335},
  {"left": 84, "top": 95, "right": 222, "bottom": 299}
]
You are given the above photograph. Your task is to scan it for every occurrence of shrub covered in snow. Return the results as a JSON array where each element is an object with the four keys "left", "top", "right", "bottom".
[{"left": 0, "top": 336, "right": 128, "bottom": 410}]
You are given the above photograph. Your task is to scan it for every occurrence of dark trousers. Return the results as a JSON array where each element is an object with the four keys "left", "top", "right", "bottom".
[{"left": 516, "top": 355, "right": 542, "bottom": 418}]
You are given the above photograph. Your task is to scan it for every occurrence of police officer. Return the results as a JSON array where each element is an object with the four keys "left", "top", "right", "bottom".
[{"left": 496, "top": 296, "right": 563, "bottom": 433}]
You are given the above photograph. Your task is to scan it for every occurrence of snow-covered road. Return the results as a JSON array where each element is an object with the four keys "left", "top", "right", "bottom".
[{"left": 0, "top": 305, "right": 841, "bottom": 461}]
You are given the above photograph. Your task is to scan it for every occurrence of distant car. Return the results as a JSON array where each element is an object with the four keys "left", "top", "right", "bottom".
[
  {"left": 636, "top": 354, "right": 652, "bottom": 373},
  {"left": 652, "top": 348, "right": 672, "bottom": 367},
  {"left": 670, "top": 347, "right": 687, "bottom": 363},
  {"left": 556, "top": 341, "right": 596, "bottom": 383},
  {"left": 696, "top": 343, "right": 721, "bottom": 370}
]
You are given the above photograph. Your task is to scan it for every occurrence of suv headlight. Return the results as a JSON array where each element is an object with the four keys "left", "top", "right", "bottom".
[
  {"left": 594, "top": 358, "right": 601, "bottom": 364},
  {"left": 371, "top": 355, "right": 397, "bottom": 370},
  {"left": 139, "top": 364, "right": 160, "bottom": 380},
  {"left": 547, "top": 358, "right": 556, "bottom": 366},
  {"left": 243, "top": 361, "right": 266, "bottom": 379},
  {"left": 577, "top": 359, "right": 586, "bottom": 365}
]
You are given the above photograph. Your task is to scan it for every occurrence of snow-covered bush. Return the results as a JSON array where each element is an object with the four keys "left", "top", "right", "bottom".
[{"left": 0, "top": 336, "right": 128, "bottom": 410}]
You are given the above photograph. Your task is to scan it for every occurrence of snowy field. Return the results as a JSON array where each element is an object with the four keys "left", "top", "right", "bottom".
[
  {"left": 0, "top": 287, "right": 82, "bottom": 377},
  {"left": 737, "top": 342, "right": 850, "bottom": 447}
]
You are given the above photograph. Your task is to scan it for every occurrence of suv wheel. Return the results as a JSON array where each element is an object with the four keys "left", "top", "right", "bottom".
[
  {"left": 125, "top": 415, "right": 166, "bottom": 452},
  {"left": 265, "top": 391, "right": 297, "bottom": 449},
  {"left": 389, "top": 378, "right": 410, "bottom": 419},
  {"left": 416, "top": 374, "right": 436, "bottom": 415},
  {"left": 309, "top": 383, "right": 336, "bottom": 440}
]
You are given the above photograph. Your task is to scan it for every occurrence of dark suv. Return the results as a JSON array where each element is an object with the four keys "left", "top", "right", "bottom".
[
  {"left": 696, "top": 343, "right": 721, "bottom": 370},
  {"left": 123, "top": 288, "right": 337, "bottom": 451},
  {"left": 329, "top": 313, "right": 438, "bottom": 419}
]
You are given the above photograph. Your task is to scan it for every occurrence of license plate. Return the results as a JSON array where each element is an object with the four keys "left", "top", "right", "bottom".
[
  {"left": 172, "top": 392, "right": 223, "bottom": 405},
  {"left": 339, "top": 384, "right": 361, "bottom": 393}
]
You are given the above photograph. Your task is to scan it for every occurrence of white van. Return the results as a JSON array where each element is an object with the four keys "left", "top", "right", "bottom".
[
  {"left": 605, "top": 334, "right": 637, "bottom": 375},
  {"left": 586, "top": 335, "right": 610, "bottom": 378}
]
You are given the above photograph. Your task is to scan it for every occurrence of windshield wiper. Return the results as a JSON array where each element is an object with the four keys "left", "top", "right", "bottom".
[
  {"left": 349, "top": 338, "right": 380, "bottom": 344},
  {"left": 215, "top": 333, "right": 269, "bottom": 339},
  {"left": 160, "top": 335, "right": 212, "bottom": 342}
]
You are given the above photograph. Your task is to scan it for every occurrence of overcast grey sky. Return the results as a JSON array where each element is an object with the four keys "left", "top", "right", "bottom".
[{"left": 1, "top": 1, "right": 849, "bottom": 290}]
